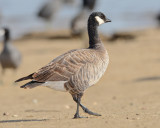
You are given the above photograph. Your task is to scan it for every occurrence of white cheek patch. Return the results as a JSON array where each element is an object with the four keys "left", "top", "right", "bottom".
[
  {"left": 95, "top": 16, "right": 104, "bottom": 25},
  {"left": 0, "top": 29, "right": 5, "bottom": 36}
]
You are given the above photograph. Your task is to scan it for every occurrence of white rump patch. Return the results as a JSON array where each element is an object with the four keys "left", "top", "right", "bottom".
[
  {"left": 95, "top": 16, "right": 104, "bottom": 25},
  {"left": 0, "top": 29, "right": 5, "bottom": 36},
  {"left": 42, "top": 81, "right": 67, "bottom": 92}
]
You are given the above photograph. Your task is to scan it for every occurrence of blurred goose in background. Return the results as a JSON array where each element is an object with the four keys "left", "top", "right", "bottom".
[
  {"left": 37, "top": 0, "right": 61, "bottom": 21},
  {"left": 83, "top": 0, "right": 96, "bottom": 10},
  {"left": 0, "top": 28, "right": 21, "bottom": 74},
  {"left": 16, "top": 12, "right": 111, "bottom": 118},
  {"left": 71, "top": 0, "right": 97, "bottom": 36},
  {"left": 37, "top": 0, "right": 74, "bottom": 21},
  {"left": 156, "top": 12, "right": 160, "bottom": 26}
]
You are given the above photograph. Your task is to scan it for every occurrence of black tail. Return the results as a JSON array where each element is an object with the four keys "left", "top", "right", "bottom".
[
  {"left": 15, "top": 73, "right": 34, "bottom": 82},
  {"left": 20, "top": 81, "right": 44, "bottom": 89}
]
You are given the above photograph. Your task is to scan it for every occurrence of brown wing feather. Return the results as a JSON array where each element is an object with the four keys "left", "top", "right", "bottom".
[
  {"left": 32, "top": 49, "right": 95, "bottom": 82},
  {"left": 15, "top": 73, "right": 34, "bottom": 82}
]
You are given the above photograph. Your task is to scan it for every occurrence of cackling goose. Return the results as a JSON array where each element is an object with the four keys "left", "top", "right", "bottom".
[{"left": 16, "top": 12, "right": 111, "bottom": 119}]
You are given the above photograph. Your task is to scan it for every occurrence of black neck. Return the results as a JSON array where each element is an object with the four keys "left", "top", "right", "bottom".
[
  {"left": 4, "top": 38, "right": 9, "bottom": 44},
  {"left": 88, "top": 20, "right": 102, "bottom": 49},
  {"left": 2, "top": 39, "right": 10, "bottom": 48},
  {"left": 4, "top": 33, "right": 10, "bottom": 44}
]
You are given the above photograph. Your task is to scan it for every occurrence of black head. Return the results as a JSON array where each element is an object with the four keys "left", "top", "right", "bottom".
[
  {"left": 88, "top": 12, "right": 111, "bottom": 26},
  {"left": 0, "top": 27, "right": 10, "bottom": 41},
  {"left": 83, "top": 0, "right": 96, "bottom": 10}
]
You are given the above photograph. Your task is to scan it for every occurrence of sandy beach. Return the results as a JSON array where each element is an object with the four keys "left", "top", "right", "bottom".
[{"left": 0, "top": 28, "right": 160, "bottom": 128}]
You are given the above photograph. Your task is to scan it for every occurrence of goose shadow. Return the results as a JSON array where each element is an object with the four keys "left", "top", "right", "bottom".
[
  {"left": 44, "top": 35, "right": 72, "bottom": 40},
  {"left": 0, "top": 119, "right": 48, "bottom": 123},
  {"left": 157, "top": 58, "right": 160, "bottom": 62},
  {"left": 134, "top": 76, "right": 160, "bottom": 82}
]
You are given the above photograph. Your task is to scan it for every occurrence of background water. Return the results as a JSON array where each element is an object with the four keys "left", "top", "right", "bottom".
[{"left": 0, "top": 0, "right": 160, "bottom": 39}]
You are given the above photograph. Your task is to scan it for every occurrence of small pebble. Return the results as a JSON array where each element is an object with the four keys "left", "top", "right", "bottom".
[
  {"left": 33, "top": 99, "right": 38, "bottom": 104},
  {"left": 93, "top": 102, "right": 97, "bottom": 105},
  {"left": 141, "top": 107, "right": 146, "bottom": 110},
  {"left": 65, "top": 105, "right": 70, "bottom": 109},
  {"left": 3, "top": 112, "right": 9, "bottom": 116},
  {"left": 129, "top": 103, "right": 133, "bottom": 106},
  {"left": 112, "top": 96, "right": 116, "bottom": 100},
  {"left": 12, "top": 115, "right": 18, "bottom": 117}
]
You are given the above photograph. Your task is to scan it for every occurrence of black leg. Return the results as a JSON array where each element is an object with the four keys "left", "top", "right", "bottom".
[
  {"left": 73, "top": 96, "right": 81, "bottom": 118},
  {"left": 73, "top": 95, "right": 101, "bottom": 117},
  {"left": 73, "top": 94, "right": 87, "bottom": 119},
  {"left": 80, "top": 104, "right": 101, "bottom": 116}
]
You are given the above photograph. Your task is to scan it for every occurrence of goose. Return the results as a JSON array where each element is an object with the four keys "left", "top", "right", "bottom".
[
  {"left": 16, "top": 12, "right": 111, "bottom": 118},
  {"left": 71, "top": 0, "right": 97, "bottom": 36},
  {"left": 37, "top": 0, "right": 60, "bottom": 21},
  {"left": 71, "top": 9, "right": 89, "bottom": 36},
  {"left": 37, "top": 0, "right": 74, "bottom": 21},
  {"left": 83, "top": 0, "right": 96, "bottom": 10},
  {"left": 156, "top": 13, "right": 160, "bottom": 26},
  {"left": 0, "top": 28, "right": 21, "bottom": 74}
]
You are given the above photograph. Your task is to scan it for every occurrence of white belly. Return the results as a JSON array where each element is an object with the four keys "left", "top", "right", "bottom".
[{"left": 42, "top": 81, "right": 67, "bottom": 92}]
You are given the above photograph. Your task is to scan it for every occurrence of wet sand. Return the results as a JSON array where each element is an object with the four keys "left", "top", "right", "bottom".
[{"left": 0, "top": 28, "right": 160, "bottom": 128}]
